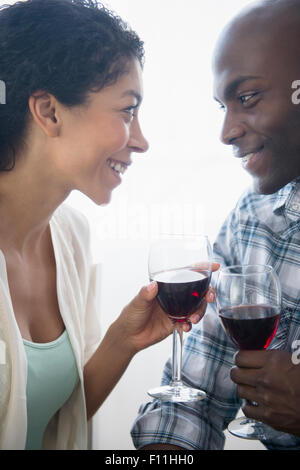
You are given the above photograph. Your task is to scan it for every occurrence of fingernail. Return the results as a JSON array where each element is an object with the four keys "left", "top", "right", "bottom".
[
  {"left": 147, "top": 281, "right": 157, "bottom": 292},
  {"left": 192, "top": 314, "right": 201, "bottom": 323}
]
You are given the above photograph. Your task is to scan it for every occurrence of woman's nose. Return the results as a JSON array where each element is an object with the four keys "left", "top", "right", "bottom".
[{"left": 128, "top": 119, "right": 149, "bottom": 153}]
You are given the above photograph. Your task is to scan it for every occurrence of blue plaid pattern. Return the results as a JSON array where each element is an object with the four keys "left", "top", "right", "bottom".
[{"left": 131, "top": 178, "right": 300, "bottom": 450}]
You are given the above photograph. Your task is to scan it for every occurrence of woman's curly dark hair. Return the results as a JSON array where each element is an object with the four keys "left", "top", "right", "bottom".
[{"left": 0, "top": 0, "right": 145, "bottom": 170}]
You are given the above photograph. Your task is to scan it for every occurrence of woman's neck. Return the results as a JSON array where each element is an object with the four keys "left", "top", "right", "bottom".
[{"left": 0, "top": 158, "right": 70, "bottom": 256}]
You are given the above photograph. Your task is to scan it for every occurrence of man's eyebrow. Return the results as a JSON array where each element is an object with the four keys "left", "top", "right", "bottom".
[
  {"left": 121, "top": 90, "right": 142, "bottom": 104},
  {"left": 214, "top": 75, "right": 262, "bottom": 102}
]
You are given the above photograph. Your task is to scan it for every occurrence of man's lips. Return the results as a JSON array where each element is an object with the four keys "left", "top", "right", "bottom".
[
  {"left": 235, "top": 146, "right": 264, "bottom": 161},
  {"left": 234, "top": 146, "right": 265, "bottom": 171}
]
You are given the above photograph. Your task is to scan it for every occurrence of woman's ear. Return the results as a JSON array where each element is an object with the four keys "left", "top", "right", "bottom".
[{"left": 28, "top": 91, "right": 61, "bottom": 138}]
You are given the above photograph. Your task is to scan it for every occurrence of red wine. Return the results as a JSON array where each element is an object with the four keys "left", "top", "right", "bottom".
[
  {"left": 152, "top": 268, "right": 211, "bottom": 321},
  {"left": 219, "top": 304, "right": 280, "bottom": 350}
]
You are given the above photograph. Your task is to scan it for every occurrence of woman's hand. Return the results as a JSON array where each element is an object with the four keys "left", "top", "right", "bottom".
[
  {"left": 84, "top": 263, "right": 219, "bottom": 418},
  {"left": 116, "top": 263, "right": 219, "bottom": 355}
]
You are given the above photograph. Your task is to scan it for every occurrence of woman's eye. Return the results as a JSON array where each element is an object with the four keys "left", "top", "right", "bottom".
[{"left": 123, "top": 106, "right": 137, "bottom": 121}]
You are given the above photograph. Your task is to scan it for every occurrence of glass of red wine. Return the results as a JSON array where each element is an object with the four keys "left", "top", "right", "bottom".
[
  {"left": 216, "top": 264, "right": 282, "bottom": 440},
  {"left": 147, "top": 234, "right": 212, "bottom": 402}
]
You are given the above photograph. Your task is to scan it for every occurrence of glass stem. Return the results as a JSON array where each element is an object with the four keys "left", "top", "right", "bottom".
[{"left": 171, "top": 321, "right": 183, "bottom": 385}]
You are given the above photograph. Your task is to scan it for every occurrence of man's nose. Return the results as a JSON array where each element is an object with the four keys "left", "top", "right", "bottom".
[{"left": 220, "top": 111, "right": 245, "bottom": 145}]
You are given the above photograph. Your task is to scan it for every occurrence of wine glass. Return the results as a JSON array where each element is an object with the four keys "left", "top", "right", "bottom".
[
  {"left": 216, "top": 264, "right": 282, "bottom": 440},
  {"left": 147, "top": 234, "right": 212, "bottom": 402}
]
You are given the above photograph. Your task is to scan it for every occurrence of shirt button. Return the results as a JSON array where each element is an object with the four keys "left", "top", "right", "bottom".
[{"left": 291, "top": 203, "right": 300, "bottom": 212}]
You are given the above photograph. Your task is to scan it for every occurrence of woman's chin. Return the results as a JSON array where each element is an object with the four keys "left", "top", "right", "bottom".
[{"left": 89, "top": 191, "right": 113, "bottom": 206}]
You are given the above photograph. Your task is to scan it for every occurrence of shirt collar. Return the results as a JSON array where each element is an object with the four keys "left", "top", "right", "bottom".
[{"left": 273, "top": 177, "right": 300, "bottom": 220}]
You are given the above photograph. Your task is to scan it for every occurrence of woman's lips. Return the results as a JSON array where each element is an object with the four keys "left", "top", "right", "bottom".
[{"left": 107, "top": 158, "right": 128, "bottom": 175}]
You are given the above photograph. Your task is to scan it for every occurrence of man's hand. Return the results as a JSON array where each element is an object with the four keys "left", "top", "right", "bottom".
[{"left": 231, "top": 349, "right": 300, "bottom": 437}]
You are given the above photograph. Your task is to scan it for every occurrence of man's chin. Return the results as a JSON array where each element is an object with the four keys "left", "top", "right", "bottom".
[{"left": 252, "top": 175, "right": 292, "bottom": 195}]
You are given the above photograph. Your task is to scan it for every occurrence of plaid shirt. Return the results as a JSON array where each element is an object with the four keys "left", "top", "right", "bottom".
[{"left": 131, "top": 178, "right": 300, "bottom": 450}]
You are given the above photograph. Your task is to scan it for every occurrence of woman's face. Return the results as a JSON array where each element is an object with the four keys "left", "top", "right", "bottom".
[{"left": 55, "top": 59, "right": 148, "bottom": 205}]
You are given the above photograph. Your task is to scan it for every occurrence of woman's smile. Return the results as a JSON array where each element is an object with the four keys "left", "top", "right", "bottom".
[{"left": 107, "top": 157, "right": 130, "bottom": 176}]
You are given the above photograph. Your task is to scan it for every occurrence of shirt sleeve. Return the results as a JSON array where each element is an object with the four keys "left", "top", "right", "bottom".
[
  {"left": 84, "top": 262, "right": 102, "bottom": 364},
  {"left": 58, "top": 204, "right": 102, "bottom": 366},
  {"left": 72, "top": 207, "right": 102, "bottom": 365},
  {"left": 131, "top": 209, "right": 242, "bottom": 450}
]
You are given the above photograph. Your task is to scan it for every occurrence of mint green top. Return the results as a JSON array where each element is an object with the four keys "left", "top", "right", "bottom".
[{"left": 23, "top": 330, "right": 79, "bottom": 450}]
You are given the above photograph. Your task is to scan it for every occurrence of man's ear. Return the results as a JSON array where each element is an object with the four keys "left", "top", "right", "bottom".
[{"left": 28, "top": 91, "right": 61, "bottom": 138}]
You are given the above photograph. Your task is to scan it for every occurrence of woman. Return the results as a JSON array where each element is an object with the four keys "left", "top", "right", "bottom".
[{"left": 0, "top": 0, "right": 216, "bottom": 450}]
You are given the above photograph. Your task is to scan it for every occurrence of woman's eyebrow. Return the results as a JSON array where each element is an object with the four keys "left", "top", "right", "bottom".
[{"left": 121, "top": 89, "right": 142, "bottom": 104}]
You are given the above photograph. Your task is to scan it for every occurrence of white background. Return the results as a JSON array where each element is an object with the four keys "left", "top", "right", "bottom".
[{"left": 2, "top": 0, "right": 265, "bottom": 450}]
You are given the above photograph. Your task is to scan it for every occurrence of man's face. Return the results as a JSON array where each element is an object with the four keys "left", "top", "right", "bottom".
[{"left": 213, "top": 15, "right": 300, "bottom": 194}]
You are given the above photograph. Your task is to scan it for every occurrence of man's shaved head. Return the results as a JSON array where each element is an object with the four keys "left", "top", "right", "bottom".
[
  {"left": 220, "top": 0, "right": 300, "bottom": 33},
  {"left": 214, "top": 0, "right": 300, "bottom": 73},
  {"left": 213, "top": 0, "right": 300, "bottom": 194}
]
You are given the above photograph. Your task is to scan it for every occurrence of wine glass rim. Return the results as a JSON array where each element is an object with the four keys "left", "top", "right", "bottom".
[{"left": 219, "top": 264, "right": 274, "bottom": 276}]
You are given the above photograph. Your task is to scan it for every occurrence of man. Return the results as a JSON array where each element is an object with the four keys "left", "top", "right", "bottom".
[{"left": 131, "top": 0, "right": 300, "bottom": 450}]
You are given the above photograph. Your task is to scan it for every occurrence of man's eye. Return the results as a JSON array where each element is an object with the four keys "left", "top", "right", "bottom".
[{"left": 239, "top": 93, "right": 257, "bottom": 105}]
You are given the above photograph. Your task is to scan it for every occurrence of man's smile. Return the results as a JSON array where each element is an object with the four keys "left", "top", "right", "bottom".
[{"left": 234, "top": 146, "right": 265, "bottom": 170}]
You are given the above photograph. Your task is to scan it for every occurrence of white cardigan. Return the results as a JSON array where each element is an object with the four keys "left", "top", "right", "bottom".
[{"left": 0, "top": 204, "right": 101, "bottom": 449}]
